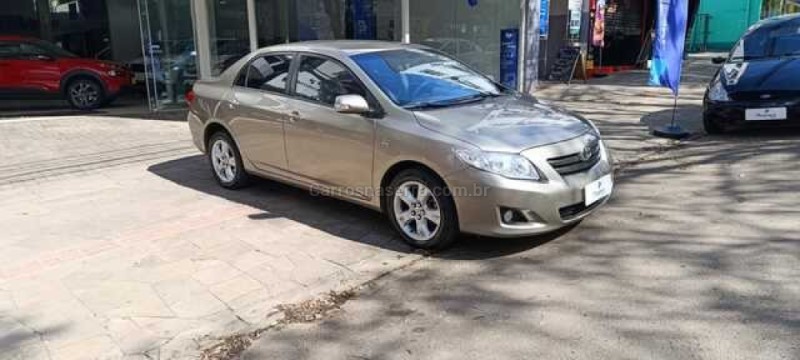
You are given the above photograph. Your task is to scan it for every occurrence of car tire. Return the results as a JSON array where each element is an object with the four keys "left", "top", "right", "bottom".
[
  {"left": 703, "top": 116, "right": 725, "bottom": 135},
  {"left": 207, "top": 131, "right": 250, "bottom": 189},
  {"left": 66, "top": 78, "right": 105, "bottom": 110},
  {"left": 386, "top": 169, "right": 459, "bottom": 250}
]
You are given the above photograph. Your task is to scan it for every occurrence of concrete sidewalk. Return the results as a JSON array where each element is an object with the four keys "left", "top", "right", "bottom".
[{"left": 0, "top": 117, "right": 421, "bottom": 360}]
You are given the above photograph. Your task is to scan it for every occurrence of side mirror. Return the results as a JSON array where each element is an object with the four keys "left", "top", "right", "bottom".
[
  {"left": 711, "top": 56, "right": 727, "bottom": 65},
  {"left": 334, "top": 94, "right": 370, "bottom": 114}
]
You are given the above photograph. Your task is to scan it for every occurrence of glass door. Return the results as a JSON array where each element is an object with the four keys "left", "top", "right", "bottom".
[{"left": 137, "top": 0, "right": 197, "bottom": 110}]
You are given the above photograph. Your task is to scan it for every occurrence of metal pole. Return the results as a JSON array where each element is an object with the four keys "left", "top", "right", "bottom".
[
  {"left": 401, "top": 0, "right": 410, "bottom": 43},
  {"left": 247, "top": 0, "right": 258, "bottom": 51},
  {"left": 671, "top": 93, "right": 679, "bottom": 127}
]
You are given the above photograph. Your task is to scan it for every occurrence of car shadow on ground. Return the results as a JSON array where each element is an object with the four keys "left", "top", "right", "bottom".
[{"left": 148, "top": 155, "right": 571, "bottom": 260}]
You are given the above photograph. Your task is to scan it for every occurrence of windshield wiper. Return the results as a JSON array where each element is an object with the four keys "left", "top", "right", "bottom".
[{"left": 404, "top": 93, "right": 499, "bottom": 110}]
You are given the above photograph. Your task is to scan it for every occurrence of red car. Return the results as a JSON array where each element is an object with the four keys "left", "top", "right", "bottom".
[{"left": 0, "top": 36, "right": 133, "bottom": 110}]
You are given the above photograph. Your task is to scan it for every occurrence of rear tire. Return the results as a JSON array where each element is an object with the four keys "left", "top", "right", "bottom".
[
  {"left": 703, "top": 116, "right": 725, "bottom": 135},
  {"left": 66, "top": 78, "right": 105, "bottom": 110},
  {"left": 386, "top": 169, "right": 459, "bottom": 250},
  {"left": 207, "top": 131, "right": 250, "bottom": 189}
]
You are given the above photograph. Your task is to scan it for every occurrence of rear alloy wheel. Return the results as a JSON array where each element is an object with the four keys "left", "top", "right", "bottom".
[
  {"left": 66, "top": 78, "right": 105, "bottom": 110},
  {"left": 208, "top": 132, "right": 249, "bottom": 189},
  {"left": 387, "top": 169, "right": 458, "bottom": 249}
]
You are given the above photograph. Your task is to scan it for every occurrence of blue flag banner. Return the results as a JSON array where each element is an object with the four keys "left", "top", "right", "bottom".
[
  {"left": 351, "top": 0, "right": 376, "bottom": 40},
  {"left": 500, "top": 28, "right": 519, "bottom": 88},
  {"left": 649, "top": 0, "right": 689, "bottom": 95}
]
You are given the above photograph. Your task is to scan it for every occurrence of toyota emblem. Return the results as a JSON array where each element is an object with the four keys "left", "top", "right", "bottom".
[{"left": 579, "top": 145, "right": 593, "bottom": 161}]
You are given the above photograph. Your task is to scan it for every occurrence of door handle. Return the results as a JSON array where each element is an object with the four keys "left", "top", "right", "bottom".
[{"left": 287, "top": 111, "right": 300, "bottom": 123}]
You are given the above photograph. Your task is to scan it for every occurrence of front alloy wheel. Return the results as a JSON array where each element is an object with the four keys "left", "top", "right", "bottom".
[
  {"left": 387, "top": 169, "right": 458, "bottom": 249},
  {"left": 67, "top": 79, "right": 104, "bottom": 110},
  {"left": 393, "top": 181, "right": 442, "bottom": 242}
]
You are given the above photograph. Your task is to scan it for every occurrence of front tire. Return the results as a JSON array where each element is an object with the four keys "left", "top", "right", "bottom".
[
  {"left": 208, "top": 131, "right": 249, "bottom": 189},
  {"left": 386, "top": 169, "right": 459, "bottom": 249},
  {"left": 66, "top": 78, "right": 105, "bottom": 110}
]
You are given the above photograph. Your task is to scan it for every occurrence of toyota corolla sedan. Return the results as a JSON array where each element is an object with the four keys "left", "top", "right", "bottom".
[
  {"left": 187, "top": 41, "right": 613, "bottom": 249},
  {"left": 704, "top": 14, "right": 800, "bottom": 133}
]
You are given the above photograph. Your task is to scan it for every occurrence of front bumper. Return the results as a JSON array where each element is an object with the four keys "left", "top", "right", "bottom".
[
  {"left": 445, "top": 138, "right": 614, "bottom": 238},
  {"left": 704, "top": 99, "right": 800, "bottom": 130}
]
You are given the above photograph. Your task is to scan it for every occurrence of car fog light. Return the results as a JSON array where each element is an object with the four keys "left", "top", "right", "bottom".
[{"left": 503, "top": 210, "right": 515, "bottom": 223}]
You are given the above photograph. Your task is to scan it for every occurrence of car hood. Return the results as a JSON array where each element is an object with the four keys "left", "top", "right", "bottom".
[
  {"left": 719, "top": 58, "right": 800, "bottom": 96},
  {"left": 412, "top": 95, "right": 593, "bottom": 153}
]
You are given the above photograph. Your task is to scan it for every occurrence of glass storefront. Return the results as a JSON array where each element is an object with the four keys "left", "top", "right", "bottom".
[
  {"left": 135, "top": 0, "right": 404, "bottom": 110},
  {"left": 409, "top": 0, "right": 522, "bottom": 81},
  {"left": 207, "top": 0, "right": 250, "bottom": 76},
  {"left": 1, "top": 0, "right": 528, "bottom": 112},
  {"left": 137, "top": 0, "right": 197, "bottom": 109}
]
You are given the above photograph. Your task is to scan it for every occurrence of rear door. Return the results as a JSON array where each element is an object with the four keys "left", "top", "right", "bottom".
[
  {"left": 283, "top": 54, "right": 376, "bottom": 199},
  {"left": 0, "top": 41, "right": 27, "bottom": 92},
  {"left": 226, "top": 53, "right": 295, "bottom": 171}
]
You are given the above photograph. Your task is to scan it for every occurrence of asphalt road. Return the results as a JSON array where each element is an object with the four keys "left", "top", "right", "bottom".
[{"left": 242, "top": 132, "right": 800, "bottom": 360}]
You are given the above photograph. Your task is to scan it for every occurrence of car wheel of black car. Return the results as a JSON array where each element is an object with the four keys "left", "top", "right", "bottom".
[
  {"left": 66, "top": 78, "right": 105, "bottom": 110},
  {"left": 387, "top": 169, "right": 459, "bottom": 250},
  {"left": 703, "top": 116, "right": 726, "bottom": 135}
]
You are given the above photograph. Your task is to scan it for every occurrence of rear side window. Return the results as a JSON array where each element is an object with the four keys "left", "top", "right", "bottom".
[
  {"left": 731, "top": 19, "right": 800, "bottom": 60},
  {"left": 0, "top": 42, "right": 47, "bottom": 59},
  {"left": 237, "top": 54, "right": 293, "bottom": 93},
  {"left": 294, "top": 55, "right": 366, "bottom": 106}
]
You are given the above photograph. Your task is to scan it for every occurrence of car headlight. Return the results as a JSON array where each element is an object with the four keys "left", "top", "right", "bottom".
[
  {"left": 455, "top": 149, "right": 541, "bottom": 181},
  {"left": 708, "top": 80, "right": 730, "bottom": 102},
  {"left": 107, "top": 70, "right": 119, "bottom": 76}
]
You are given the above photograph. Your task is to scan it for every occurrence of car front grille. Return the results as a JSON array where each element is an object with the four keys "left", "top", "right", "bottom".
[{"left": 547, "top": 139, "right": 601, "bottom": 176}]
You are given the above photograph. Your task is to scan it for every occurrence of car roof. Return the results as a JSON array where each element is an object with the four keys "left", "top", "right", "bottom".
[
  {"left": 258, "top": 40, "right": 424, "bottom": 57},
  {"left": 753, "top": 12, "right": 800, "bottom": 29}
]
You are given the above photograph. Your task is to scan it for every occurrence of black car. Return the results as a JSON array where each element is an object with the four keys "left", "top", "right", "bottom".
[{"left": 704, "top": 14, "right": 800, "bottom": 134}]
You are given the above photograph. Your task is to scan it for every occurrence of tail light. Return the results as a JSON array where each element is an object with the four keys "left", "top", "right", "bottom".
[{"left": 185, "top": 88, "right": 196, "bottom": 105}]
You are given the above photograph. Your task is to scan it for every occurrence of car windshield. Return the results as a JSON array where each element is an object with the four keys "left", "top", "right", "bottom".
[
  {"left": 33, "top": 40, "right": 77, "bottom": 58},
  {"left": 730, "top": 19, "right": 800, "bottom": 61},
  {"left": 351, "top": 48, "right": 504, "bottom": 109}
]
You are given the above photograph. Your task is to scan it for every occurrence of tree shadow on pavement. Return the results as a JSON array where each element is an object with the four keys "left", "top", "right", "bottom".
[
  {"left": 147, "top": 156, "right": 565, "bottom": 259},
  {"left": 640, "top": 104, "right": 705, "bottom": 134},
  {"left": 240, "top": 129, "right": 800, "bottom": 360},
  {"left": 0, "top": 313, "right": 69, "bottom": 358}
]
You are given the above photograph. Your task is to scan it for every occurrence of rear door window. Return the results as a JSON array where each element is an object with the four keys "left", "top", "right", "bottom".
[
  {"left": 236, "top": 54, "right": 293, "bottom": 94},
  {"left": 0, "top": 42, "right": 46, "bottom": 59}
]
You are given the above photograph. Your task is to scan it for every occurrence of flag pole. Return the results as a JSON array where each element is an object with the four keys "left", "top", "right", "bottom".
[{"left": 671, "top": 93, "right": 678, "bottom": 127}]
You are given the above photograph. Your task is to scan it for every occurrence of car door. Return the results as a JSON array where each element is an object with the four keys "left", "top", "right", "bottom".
[
  {"left": 284, "top": 54, "right": 376, "bottom": 199},
  {"left": 226, "top": 53, "right": 294, "bottom": 172},
  {"left": 0, "top": 41, "right": 37, "bottom": 92},
  {"left": 21, "top": 42, "right": 62, "bottom": 92}
]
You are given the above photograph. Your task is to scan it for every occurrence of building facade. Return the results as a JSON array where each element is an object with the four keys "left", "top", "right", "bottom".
[{"left": 3, "top": 0, "right": 712, "bottom": 111}]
